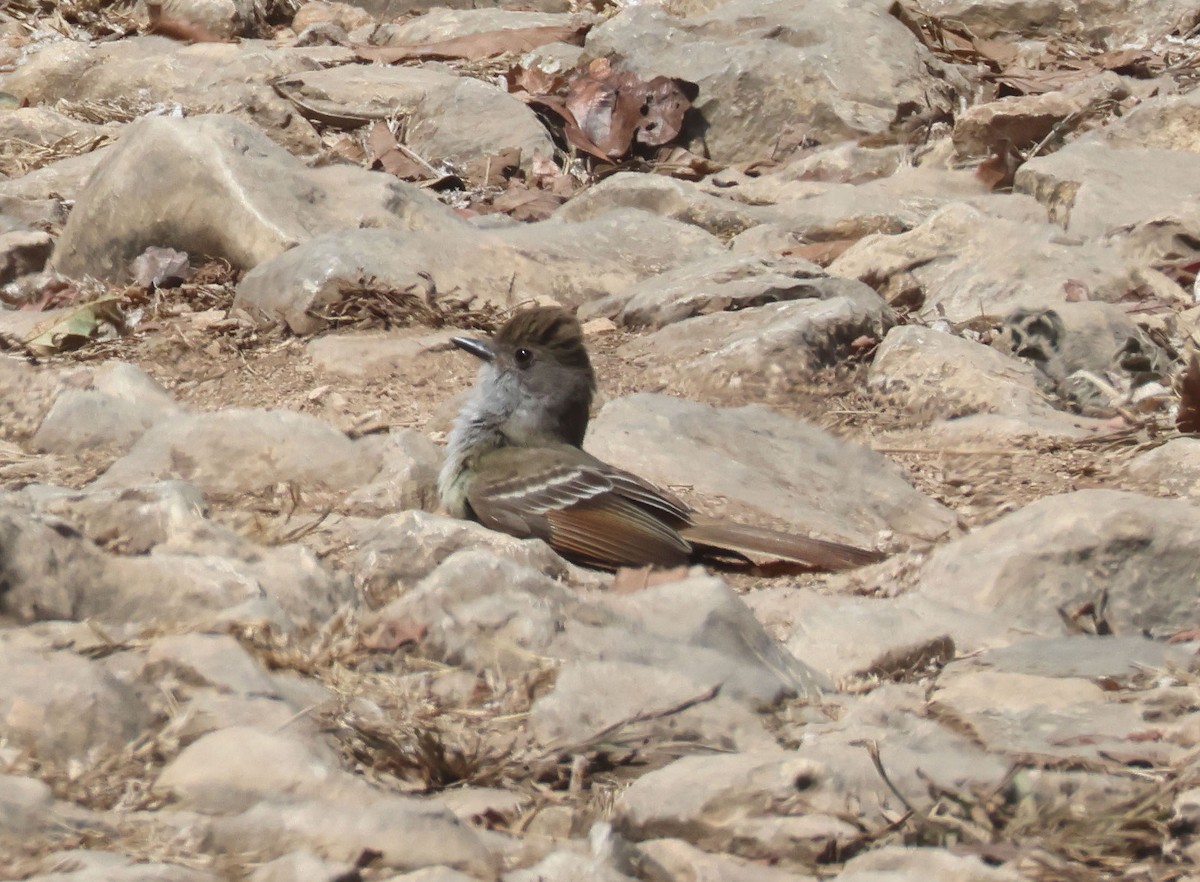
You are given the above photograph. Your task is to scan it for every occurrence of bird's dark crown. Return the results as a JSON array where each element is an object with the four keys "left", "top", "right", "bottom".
[{"left": 494, "top": 307, "right": 594, "bottom": 377}]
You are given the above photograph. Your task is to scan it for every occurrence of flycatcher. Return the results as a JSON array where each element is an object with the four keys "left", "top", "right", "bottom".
[{"left": 438, "top": 307, "right": 883, "bottom": 572}]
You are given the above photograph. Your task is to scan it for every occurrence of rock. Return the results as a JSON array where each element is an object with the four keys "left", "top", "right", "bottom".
[
  {"left": 1092, "top": 84, "right": 1200, "bottom": 153},
  {"left": 0, "top": 149, "right": 108, "bottom": 206},
  {"left": 928, "top": 664, "right": 1181, "bottom": 764},
  {"left": 1015, "top": 141, "right": 1200, "bottom": 238},
  {"left": 154, "top": 726, "right": 359, "bottom": 813},
  {"left": 368, "top": 548, "right": 581, "bottom": 670},
  {"left": 31, "top": 361, "right": 182, "bottom": 457},
  {"left": 0, "top": 774, "right": 103, "bottom": 842},
  {"left": 585, "top": 393, "right": 957, "bottom": 546},
  {"left": 272, "top": 65, "right": 554, "bottom": 171},
  {"left": 504, "top": 849, "right": 639, "bottom": 882},
  {"left": 377, "top": 553, "right": 823, "bottom": 705},
  {"left": 95, "top": 408, "right": 380, "bottom": 498},
  {"left": 617, "top": 290, "right": 891, "bottom": 388},
  {"left": 782, "top": 591, "right": 1016, "bottom": 685},
  {"left": 587, "top": 574, "right": 827, "bottom": 704},
  {"left": 1127, "top": 438, "right": 1200, "bottom": 497},
  {"left": 161, "top": 0, "right": 258, "bottom": 38},
  {"left": 555, "top": 173, "right": 767, "bottom": 238},
  {"left": 16, "top": 479, "right": 207, "bottom": 555},
  {"left": 0, "top": 229, "right": 53, "bottom": 282},
  {"left": 370, "top": 7, "right": 578, "bottom": 42},
  {"left": 952, "top": 74, "right": 1129, "bottom": 159},
  {"left": 917, "top": 489, "right": 1200, "bottom": 636},
  {"left": 829, "top": 203, "right": 1155, "bottom": 321},
  {"left": 0, "top": 37, "right": 338, "bottom": 153},
  {"left": 0, "top": 644, "right": 153, "bottom": 766},
  {"left": 0, "top": 106, "right": 116, "bottom": 154},
  {"left": 344, "top": 428, "right": 441, "bottom": 517},
  {"left": 0, "top": 501, "right": 349, "bottom": 629},
  {"left": 579, "top": 253, "right": 871, "bottom": 330},
  {"left": 235, "top": 210, "right": 724, "bottom": 334},
  {"left": 528, "top": 656, "right": 776, "bottom": 751},
  {"left": 869, "top": 324, "right": 1058, "bottom": 420},
  {"left": 613, "top": 751, "right": 860, "bottom": 865},
  {"left": 51, "top": 114, "right": 461, "bottom": 282},
  {"left": 248, "top": 852, "right": 356, "bottom": 882},
  {"left": 210, "top": 796, "right": 499, "bottom": 876},
  {"left": 837, "top": 845, "right": 1023, "bottom": 882},
  {"left": 19, "top": 852, "right": 223, "bottom": 881},
  {"left": 634, "top": 838, "right": 816, "bottom": 882},
  {"left": 909, "top": 0, "right": 1194, "bottom": 45},
  {"left": 969, "top": 634, "right": 1197, "bottom": 685},
  {"left": 141, "top": 633, "right": 287, "bottom": 699},
  {"left": 729, "top": 166, "right": 1004, "bottom": 244},
  {"left": 351, "top": 510, "right": 588, "bottom": 609},
  {"left": 585, "top": 0, "right": 962, "bottom": 163}
]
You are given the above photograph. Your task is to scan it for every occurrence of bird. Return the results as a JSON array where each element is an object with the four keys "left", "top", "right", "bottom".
[{"left": 438, "top": 306, "right": 885, "bottom": 573}]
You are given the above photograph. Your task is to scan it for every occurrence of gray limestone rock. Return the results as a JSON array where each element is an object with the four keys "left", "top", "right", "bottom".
[
  {"left": 51, "top": 114, "right": 462, "bottom": 282},
  {"left": 585, "top": 393, "right": 957, "bottom": 546}
]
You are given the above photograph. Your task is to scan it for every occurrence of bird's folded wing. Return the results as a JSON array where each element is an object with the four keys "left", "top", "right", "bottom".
[
  {"left": 680, "top": 521, "right": 885, "bottom": 572},
  {"left": 467, "top": 447, "right": 692, "bottom": 569}
]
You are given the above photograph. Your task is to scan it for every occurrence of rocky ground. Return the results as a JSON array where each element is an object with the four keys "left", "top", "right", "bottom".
[{"left": 3, "top": 0, "right": 1200, "bottom": 880}]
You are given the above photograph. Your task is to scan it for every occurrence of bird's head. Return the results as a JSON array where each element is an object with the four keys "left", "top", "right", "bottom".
[{"left": 451, "top": 307, "right": 596, "bottom": 447}]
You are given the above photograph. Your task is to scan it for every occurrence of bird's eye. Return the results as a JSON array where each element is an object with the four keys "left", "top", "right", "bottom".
[{"left": 515, "top": 347, "right": 534, "bottom": 367}]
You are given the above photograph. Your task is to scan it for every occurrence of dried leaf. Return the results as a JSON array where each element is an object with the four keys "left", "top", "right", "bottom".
[
  {"left": 464, "top": 148, "right": 523, "bottom": 187},
  {"left": 504, "top": 63, "right": 568, "bottom": 97},
  {"left": 22, "top": 296, "right": 125, "bottom": 355},
  {"left": 1176, "top": 353, "right": 1200, "bottom": 433},
  {"left": 562, "top": 59, "right": 696, "bottom": 159},
  {"left": 490, "top": 186, "right": 563, "bottom": 222},
  {"left": 975, "top": 144, "right": 1022, "bottom": 191},
  {"left": 355, "top": 24, "right": 588, "bottom": 64}
]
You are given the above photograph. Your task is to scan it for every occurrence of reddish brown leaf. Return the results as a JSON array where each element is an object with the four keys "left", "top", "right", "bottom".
[
  {"left": 354, "top": 24, "right": 588, "bottom": 64},
  {"left": 637, "top": 76, "right": 693, "bottom": 146},
  {"left": 490, "top": 186, "right": 563, "bottom": 222},
  {"left": 563, "top": 58, "right": 696, "bottom": 159},
  {"left": 1177, "top": 353, "right": 1200, "bottom": 433},
  {"left": 1063, "top": 279, "right": 1091, "bottom": 301},
  {"left": 975, "top": 143, "right": 1022, "bottom": 191},
  {"left": 464, "top": 148, "right": 523, "bottom": 187},
  {"left": 504, "top": 63, "right": 568, "bottom": 97}
]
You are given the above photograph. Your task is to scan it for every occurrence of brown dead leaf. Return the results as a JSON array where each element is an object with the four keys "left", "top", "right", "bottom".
[
  {"left": 490, "top": 186, "right": 563, "bottom": 222},
  {"left": 145, "top": 1, "right": 229, "bottom": 43},
  {"left": 651, "top": 145, "right": 723, "bottom": 181},
  {"left": 355, "top": 24, "right": 588, "bottom": 64},
  {"left": 505, "top": 63, "right": 569, "bottom": 97},
  {"left": 464, "top": 148, "right": 523, "bottom": 187},
  {"left": 975, "top": 142, "right": 1023, "bottom": 191},
  {"left": 1063, "top": 279, "right": 1091, "bottom": 302},
  {"left": 1176, "top": 353, "right": 1200, "bottom": 433},
  {"left": 365, "top": 122, "right": 445, "bottom": 182},
  {"left": 563, "top": 59, "right": 696, "bottom": 159}
]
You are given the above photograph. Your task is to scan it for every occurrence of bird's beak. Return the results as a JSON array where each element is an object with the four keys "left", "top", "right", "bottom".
[{"left": 451, "top": 336, "right": 494, "bottom": 362}]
